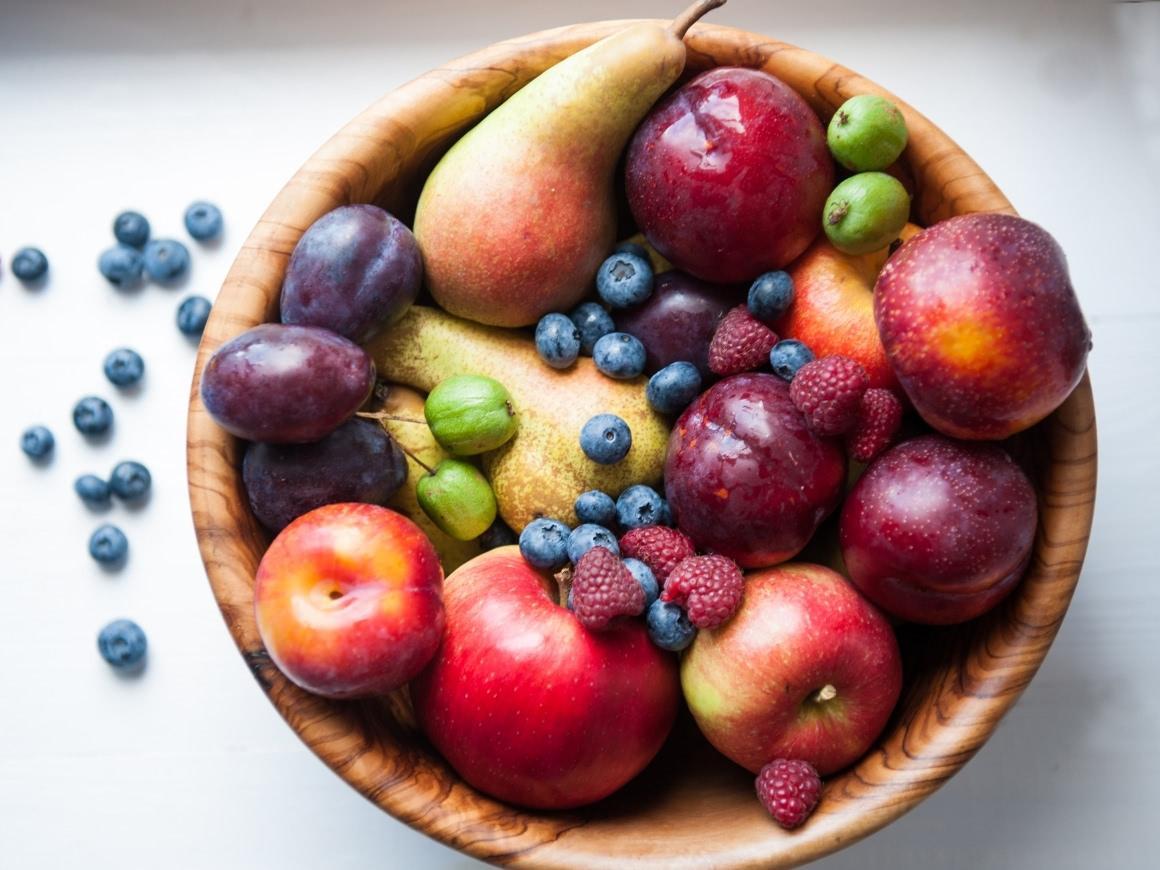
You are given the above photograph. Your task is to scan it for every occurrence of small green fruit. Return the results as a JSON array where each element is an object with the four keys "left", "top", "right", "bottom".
[
  {"left": 827, "top": 95, "right": 909, "bottom": 172},
  {"left": 823, "top": 172, "right": 911, "bottom": 256},
  {"left": 416, "top": 459, "right": 497, "bottom": 541},
  {"left": 424, "top": 374, "right": 517, "bottom": 456}
]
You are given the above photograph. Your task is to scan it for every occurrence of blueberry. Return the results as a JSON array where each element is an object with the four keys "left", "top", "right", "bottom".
[
  {"left": 97, "top": 619, "right": 147, "bottom": 669},
  {"left": 647, "top": 600, "right": 696, "bottom": 651},
  {"left": 769, "top": 339, "right": 815, "bottom": 381},
  {"left": 177, "top": 295, "right": 212, "bottom": 336},
  {"left": 184, "top": 201, "right": 223, "bottom": 241},
  {"left": 569, "top": 302, "right": 616, "bottom": 355},
  {"left": 534, "top": 313, "right": 582, "bottom": 369},
  {"left": 12, "top": 247, "right": 48, "bottom": 282},
  {"left": 109, "top": 460, "right": 151, "bottom": 501},
  {"left": 518, "top": 517, "right": 571, "bottom": 569},
  {"left": 616, "top": 484, "right": 665, "bottom": 530},
  {"left": 613, "top": 240, "right": 649, "bottom": 261},
  {"left": 98, "top": 245, "right": 145, "bottom": 288},
  {"left": 103, "top": 348, "right": 145, "bottom": 388},
  {"left": 593, "top": 332, "right": 646, "bottom": 379},
  {"left": 574, "top": 489, "right": 617, "bottom": 527},
  {"left": 567, "top": 523, "right": 619, "bottom": 564},
  {"left": 477, "top": 519, "right": 517, "bottom": 550},
  {"left": 747, "top": 271, "right": 795, "bottom": 322},
  {"left": 624, "top": 558, "right": 659, "bottom": 607},
  {"left": 20, "top": 425, "right": 54, "bottom": 459},
  {"left": 657, "top": 499, "right": 674, "bottom": 527},
  {"left": 580, "top": 413, "right": 632, "bottom": 464},
  {"left": 143, "top": 238, "right": 190, "bottom": 283},
  {"left": 75, "top": 474, "right": 112, "bottom": 506},
  {"left": 596, "top": 252, "right": 654, "bottom": 309},
  {"left": 89, "top": 524, "right": 128, "bottom": 564},
  {"left": 73, "top": 396, "right": 114, "bottom": 437},
  {"left": 113, "top": 211, "right": 151, "bottom": 248},
  {"left": 646, "top": 361, "right": 702, "bottom": 415}
]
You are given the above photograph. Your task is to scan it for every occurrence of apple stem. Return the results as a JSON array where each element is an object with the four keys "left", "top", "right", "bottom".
[
  {"left": 396, "top": 442, "right": 435, "bottom": 475},
  {"left": 669, "top": 0, "right": 726, "bottom": 39},
  {"left": 553, "top": 565, "right": 574, "bottom": 608},
  {"left": 813, "top": 684, "right": 838, "bottom": 704}
]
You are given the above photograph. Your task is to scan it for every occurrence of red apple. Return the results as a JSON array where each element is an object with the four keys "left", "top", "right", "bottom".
[
  {"left": 875, "top": 213, "right": 1091, "bottom": 439},
  {"left": 664, "top": 373, "right": 847, "bottom": 568},
  {"left": 410, "top": 546, "right": 679, "bottom": 809},
  {"left": 254, "top": 503, "right": 443, "bottom": 698},
  {"left": 626, "top": 67, "right": 833, "bottom": 284},
  {"left": 682, "top": 562, "right": 902, "bottom": 775},
  {"left": 839, "top": 434, "right": 1037, "bottom": 624},
  {"left": 775, "top": 226, "right": 921, "bottom": 391}
]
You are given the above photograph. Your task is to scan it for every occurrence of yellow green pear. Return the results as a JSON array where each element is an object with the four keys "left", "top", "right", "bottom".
[
  {"left": 368, "top": 307, "right": 671, "bottom": 531},
  {"left": 413, "top": 0, "right": 726, "bottom": 327}
]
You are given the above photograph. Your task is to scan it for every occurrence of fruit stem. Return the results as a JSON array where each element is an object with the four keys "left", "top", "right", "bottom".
[
  {"left": 355, "top": 411, "right": 427, "bottom": 426},
  {"left": 396, "top": 442, "right": 436, "bottom": 475},
  {"left": 812, "top": 684, "right": 838, "bottom": 704},
  {"left": 669, "top": 0, "right": 726, "bottom": 39},
  {"left": 554, "top": 565, "right": 574, "bottom": 608}
]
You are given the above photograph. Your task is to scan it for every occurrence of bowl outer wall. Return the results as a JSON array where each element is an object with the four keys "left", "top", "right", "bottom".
[{"left": 186, "top": 19, "right": 1097, "bottom": 870}]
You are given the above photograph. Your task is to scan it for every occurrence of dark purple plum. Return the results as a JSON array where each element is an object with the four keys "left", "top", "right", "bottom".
[
  {"left": 201, "top": 323, "right": 374, "bottom": 443},
  {"left": 242, "top": 418, "right": 407, "bottom": 531},
  {"left": 665, "top": 373, "right": 846, "bottom": 568},
  {"left": 280, "top": 204, "right": 422, "bottom": 343},
  {"left": 616, "top": 271, "right": 743, "bottom": 377}
]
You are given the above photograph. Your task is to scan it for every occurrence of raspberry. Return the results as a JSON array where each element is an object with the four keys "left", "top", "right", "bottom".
[
  {"left": 570, "top": 547, "right": 645, "bottom": 630},
  {"left": 788, "top": 355, "right": 869, "bottom": 437},
  {"left": 619, "top": 525, "right": 696, "bottom": 584},
  {"left": 847, "top": 388, "right": 904, "bottom": 462},
  {"left": 661, "top": 554, "right": 744, "bottom": 629},
  {"left": 755, "top": 759, "right": 821, "bottom": 830},
  {"left": 708, "top": 305, "right": 779, "bottom": 376}
]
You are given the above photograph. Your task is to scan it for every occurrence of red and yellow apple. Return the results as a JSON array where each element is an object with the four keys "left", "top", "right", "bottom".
[
  {"left": 254, "top": 502, "right": 444, "bottom": 698},
  {"left": 681, "top": 562, "right": 902, "bottom": 776},
  {"left": 839, "top": 434, "right": 1037, "bottom": 624},
  {"left": 775, "top": 225, "right": 921, "bottom": 391},
  {"left": 411, "top": 546, "right": 679, "bottom": 809},
  {"left": 874, "top": 213, "right": 1091, "bottom": 439}
]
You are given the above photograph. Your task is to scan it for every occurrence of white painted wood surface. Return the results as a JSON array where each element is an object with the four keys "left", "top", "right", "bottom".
[{"left": 1, "top": 1, "right": 1156, "bottom": 867}]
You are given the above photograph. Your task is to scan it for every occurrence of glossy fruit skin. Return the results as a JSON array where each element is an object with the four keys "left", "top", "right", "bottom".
[
  {"left": 98, "top": 619, "right": 147, "bottom": 669},
  {"left": 839, "top": 434, "right": 1037, "bottom": 624},
  {"left": 626, "top": 67, "right": 834, "bottom": 284},
  {"left": 616, "top": 270, "right": 741, "bottom": 378},
  {"left": 242, "top": 418, "right": 406, "bottom": 531},
  {"left": 579, "top": 413, "right": 632, "bottom": 464},
  {"left": 568, "top": 303, "right": 615, "bottom": 355},
  {"left": 20, "top": 426, "right": 54, "bottom": 459},
  {"left": 89, "top": 524, "right": 128, "bottom": 564},
  {"left": 410, "top": 546, "right": 679, "bottom": 809},
  {"left": 98, "top": 245, "right": 144, "bottom": 288},
  {"left": 535, "top": 313, "right": 582, "bottom": 369},
  {"left": 596, "top": 252, "right": 654, "bottom": 308},
  {"left": 593, "top": 332, "right": 646, "bottom": 379},
  {"left": 200, "top": 323, "right": 375, "bottom": 444},
  {"left": 183, "top": 201, "right": 223, "bottom": 241},
  {"left": 254, "top": 503, "right": 444, "bottom": 698},
  {"left": 875, "top": 213, "right": 1091, "bottom": 439},
  {"left": 280, "top": 204, "right": 422, "bottom": 344},
  {"left": 177, "top": 296, "right": 212, "bottom": 336},
  {"left": 113, "top": 211, "right": 150, "bottom": 248},
  {"left": 423, "top": 374, "right": 517, "bottom": 455},
  {"left": 73, "top": 397, "right": 113, "bottom": 437},
  {"left": 143, "top": 239, "right": 190, "bottom": 283},
  {"left": 665, "top": 373, "right": 846, "bottom": 568},
  {"left": 822, "top": 172, "right": 910, "bottom": 256},
  {"left": 12, "top": 247, "right": 48, "bottom": 281},
  {"left": 103, "top": 348, "right": 145, "bottom": 387},
  {"left": 681, "top": 562, "right": 902, "bottom": 775},
  {"left": 646, "top": 361, "right": 702, "bottom": 415},
  {"left": 109, "top": 460, "right": 151, "bottom": 501}
]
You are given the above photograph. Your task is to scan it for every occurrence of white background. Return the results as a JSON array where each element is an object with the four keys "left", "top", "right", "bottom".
[{"left": 1, "top": 0, "right": 1157, "bottom": 867}]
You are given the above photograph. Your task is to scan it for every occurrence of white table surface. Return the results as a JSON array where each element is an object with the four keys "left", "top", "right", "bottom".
[{"left": 1, "top": 1, "right": 1157, "bottom": 867}]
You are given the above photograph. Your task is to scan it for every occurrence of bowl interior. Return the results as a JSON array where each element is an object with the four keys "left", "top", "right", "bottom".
[{"left": 186, "top": 20, "right": 1097, "bottom": 870}]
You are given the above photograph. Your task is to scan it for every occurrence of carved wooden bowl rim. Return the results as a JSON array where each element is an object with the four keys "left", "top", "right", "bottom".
[{"left": 186, "top": 19, "right": 1097, "bottom": 869}]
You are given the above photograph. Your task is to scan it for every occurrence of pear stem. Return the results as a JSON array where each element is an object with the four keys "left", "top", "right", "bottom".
[{"left": 669, "top": 0, "right": 726, "bottom": 39}]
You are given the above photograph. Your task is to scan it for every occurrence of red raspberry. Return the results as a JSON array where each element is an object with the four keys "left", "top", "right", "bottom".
[
  {"left": 847, "top": 388, "right": 904, "bottom": 462},
  {"left": 708, "top": 306, "right": 779, "bottom": 376},
  {"left": 619, "top": 525, "right": 696, "bottom": 584},
  {"left": 755, "top": 759, "right": 822, "bottom": 830},
  {"left": 661, "top": 554, "right": 744, "bottom": 629},
  {"left": 570, "top": 547, "right": 645, "bottom": 631},
  {"left": 788, "top": 355, "right": 869, "bottom": 437}
]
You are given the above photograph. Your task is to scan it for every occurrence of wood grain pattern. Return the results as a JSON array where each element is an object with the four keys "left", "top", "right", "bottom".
[{"left": 186, "top": 20, "right": 1097, "bottom": 869}]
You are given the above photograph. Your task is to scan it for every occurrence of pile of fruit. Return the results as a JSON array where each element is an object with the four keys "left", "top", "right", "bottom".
[{"left": 198, "top": 0, "right": 1091, "bottom": 829}]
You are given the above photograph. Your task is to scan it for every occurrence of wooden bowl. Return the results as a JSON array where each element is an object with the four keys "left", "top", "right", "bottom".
[{"left": 187, "top": 20, "right": 1097, "bottom": 869}]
